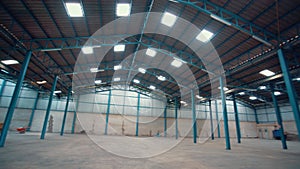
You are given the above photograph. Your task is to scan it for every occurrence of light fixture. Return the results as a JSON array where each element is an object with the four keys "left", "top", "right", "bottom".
[
  {"left": 1, "top": 59, "right": 19, "bottom": 65},
  {"left": 258, "top": 86, "right": 267, "bottom": 90},
  {"left": 138, "top": 67, "right": 146, "bottom": 74},
  {"left": 114, "top": 65, "right": 122, "bottom": 70},
  {"left": 238, "top": 92, "right": 245, "bottom": 95},
  {"left": 157, "top": 75, "right": 166, "bottom": 81},
  {"left": 114, "top": 77, "right": 121, "bottom": 82},
  {"left": 296, "top": 77, "right": 300, "bottom": 81},
  {"left": 54, "top": 90, "right": 62, "bottom": 94},
  {"left": 149, "top": 85, "right": 156, "bottom": 90},
  {"left": 133, "top": 79, "right": 140, "bottom": 84},
  {"left": 171, "top": 57, "right": 186, "bottom": 68},
  {"left": 65, "top": 2, "right": 84, "bottom": 17},
  {"left": 196, "top": 29, "right": 214, "bottom": 43},
  {"left": 95, "top": 80, "right": 102, "bottom": 84},
  {"left": 210, "top": 14, "right": 232, "bottom": 26},
  {"left": 180, "top": 100, "right": 186, "bottom": 104},
  {"left": 196, "top": 95, "right": 203, "bottom": 99},
  {"left": 146, "top": 48, "right": 157, "bottom": 57},
  {"left": 259, "top": 69, "right": 275, "bottom": 77},
  {"left": 1, "top": 69, "right": 9, "bottom": 74},
  {"left": 90, "top": 68, "right": 104, "bottom": 73},
  {"left": 114, "top": 44, "right": 125, "bottom": 52},
  {"left": 274, "top": 91, "right": 281, "bottom": 96},
  {"left": 36, "top": 80, "right": 47, "bottom": 85},
  {"left": 116, "top": 3, "right": 131, "bottom": 17},
  {"left": 252, "top": 35, "right": 272, "bottom": 47},
  {"left": 81, "top": 47, "right": 93, "bottom": 54},
  {"left": 161, "top": 12, "right": 177, "bottom": 27},
  {"left": 249, "top": 96, "right": 257, "bottom": 100},
  {"left": 218, "top": 86, "right": 229, "bottom": 91}
]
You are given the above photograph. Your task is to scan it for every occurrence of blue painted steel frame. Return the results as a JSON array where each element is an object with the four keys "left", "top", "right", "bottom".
[
  {"left": 0, "top": 51, "right": 32, "bottom": 147},
  {"left": 0, "top": 80, "right": 6, "bottom": 97},
  {"left": 209, "top": 100, "right": 214, "bottom": 140},
  {"left": 215, "top": 100, "right": 221, "bottom": 138},
  {"left": 175, "top": 97, "right": 178, "bottom": 140},
  {"left": 232, "top": 93, "right": 241, "bottom": 143},
  {"left": 27, "top": 92, "right": 40, "bottom": 131},
  {"left": 60, "top": 87, "right": 72, "bottom": 136},
  {"left": 164, "top": 105, "right": 167, "bottom": 137},
  {"left": 220, "top": 77, "right": 231, "bottom": 150},
  {"left": 191, "top": 90, "right": 197, "bottom": 143},
  {"left": 136, "top": 92, "right": 141, "bottom": 136},
  {"left": 104, "top": 89, "right": 112, "bottom": 135}
]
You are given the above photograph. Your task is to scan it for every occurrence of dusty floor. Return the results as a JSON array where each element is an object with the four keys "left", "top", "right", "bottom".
[{"left": 0, "top": 132, "right": 299, "bottom": 169}]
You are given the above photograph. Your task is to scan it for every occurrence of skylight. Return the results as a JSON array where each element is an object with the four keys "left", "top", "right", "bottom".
[
  {"left": 36, "top": 80, "right": 47, "bottom": 85},
  {"left": 161, "top": 12, "right": 177, "bottom": 27},
  {"left": 65, "top": 3, "right": 84, "bottom": 17},
  {"left": 114, "top": 77, "right": 121, "bottom": 82},
  {"left": 114, "top": 44, "right": 125, "bottom": 52},
  {"left": 149, "top": 85, "right": 156, "bottom": 90},
  {"left": 95, "top": 80, "right": 102, "bottom": 84},
  {"left": 249, "top": 96, "right": 257, "bottom": 100},
  {"left": 82, "top": 47, "right": 93, "bottom": 54},
  {"left": 259, "top": 69, "right": 275, "bottom": 77},
  {"left": 1, "top": 59, "right": 19, "bottom": 65},
  {"left": 133, "top": 79, "right": 140, "bottom": 84},
  {"left": 114, "top": 65, "right": 122, "bottom": 70},
  {"left": 157, "top": 75, "right": 166, "bottom": 81},
  {"left": 54, "top": 90, "right": 62, "bottom": 94},
  {"left": 274, "top": 91, "right": 281, "bottom": 96},
  {"left": 116, "top": 3, "right": 131, "bottom": 17},
  {"left": 196, "top": 29, "right": 214, "bottom": 43},
  {"left": 258, "top": 86, "right": 267, "bottom": 90},
  {"left": 138, "top": 67, "right": 146, "bottom": 74},
  {"left": 146, "top": 48, "right": 157, "bottom": 57}
]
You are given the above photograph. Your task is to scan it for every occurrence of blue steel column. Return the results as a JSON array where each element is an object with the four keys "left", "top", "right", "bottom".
[
  {"left": 164, "top": 105, "right": 167, "bottom": 137},
  {"left": 27, "top": 92, "right": 40, "bottom": 131},
  {"left": 209, "top": 100, "right": 214, "bottom": 140},
  {"left": 215, "top": 100, "right": 221, "bottom": 138},
  {"left": 0, "top": 50, "right": 32, "bottom": 147},
  {"left": 72, "top": 95, "right": 80, "bottom": 134},
  {"left": 135, "top": 93, "right": 140, "bottom": 136},
  {"left": 232, "top": 93, "right": 241, "bottom": 143},
  {"left": 104, "top": 89, "right": 112, "bottom": 135},
  {"left": 254, "top": 108, "right": 259, "bottom": 124},
  {"left": 0, "top": 80, "right": 6, "bottom": 97},
  {"left": 270, "top": 85, "right": 287, "bottom": 149},
  {"left": 278, "top": 49, "right": 300, "bottom": 139},
  {"left": 191, "top": 90, "right": 197, "bottom": 143},
  {"left": 60, "top": 87, "right": 72, "bottom": 136},
  {"left": 40, "top": 75, "right": 58, "bottom": 139},
  {"left": 175, "top": 97, "right": 178, "bottom": 139},
  {"left": 220, "top": 76, "right": 231, "bottom": 150}
]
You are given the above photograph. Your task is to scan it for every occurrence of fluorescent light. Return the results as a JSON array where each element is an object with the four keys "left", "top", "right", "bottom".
[
  {"left": 210, "top": 14, "right": 232, "bottom": 26},
  {"left": 157, "top": 75, "right": 166, "bottom": 81},
  {"left": 146, "top": 48, "right": 157, "bottom": 57},
  {"left": 40, "top": 48, "right": 62, "bottom": 52},
  {"left": 114, "top": 44, "right": 125, "bottom": 52},
  {"left": 296, "top": 78, "right": 300, "bottom": 81},
  {"left": 1, "top": 69, "right": 9, "bottom": 74},
  {"left": 161, "top": 12, "right": 177, "bottom": 27},
  {"left": 54, "top": 90, "right": 62, "bottom": 94},
  {"left": 114, "top": 77, "right": 121, "bottom": 82},
  {"left": 82, "top": 47, "right": 93, "bottom": 54},
  {"left": 218, "top": 86, "right": 229, "bottom": 91},
  {"left": 249, "top": 96, "right": 257, "bottom": 100},
  {"left": 138, "top": 67, "right": 146, "bottom": 74},
  {"left": 196, "top": 29, "right": 214, "bottom": 43},
  {"left": 36, "top": 80, "right": 47, "bottom": 85},
  {"left": 252, "top": 35, "right": 272, "bottom": 47},
  {"left": 133, "top": 79, "right": 140, "bottom": 84},
  {"left": 259, "top": 69, "right": 275, "bottom": 77},
  {"left": 116, "top": 3, "right": 131, "bottom": 17},
  {"left": 196, "top": 95, "right": 203, "bottom": 99},
  {"left": 95, "top": 80, "right": 102, "bottom": 84},
  {"left": 65, "top": 3, "right": 84, "bottom": 17},
  {"left": 169, "top": 0, "right": 179, "bottom": 3},
  {"left": 90, "top": 68, "right": 99, "bottom": 73},
  {"left": 274, "top": 91, "right": 281, "bottom": 96},
  {"left": 114, "top": 65, "right": 122, "bottom": 70},
  {"left": 258, "top": 86, "right": 267, "bottom": 90},
  {"left": 180, "top": 100, "right": 186, "bottom": 104},
  {"left": 238, "top": 92, "right": 245, "bottom": 95},
  {"left": 149, "top": 85, "right": 156, "bottom": 90},
  {"left": 1, "top": 59, "right": 19, "bottom": 65}
]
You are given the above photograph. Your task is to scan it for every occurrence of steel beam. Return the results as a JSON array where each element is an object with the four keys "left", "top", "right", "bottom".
[
  {"left": 27, "top": 92, "right": 39, "bottom": 131},
  {"left": 104, "top": 89, "right": 112, "bottom": 135},
  {"left": 0, "top": 50, "right": 32, "bottom": 147},
  {"left": 175, "top": 97, "right": 178, "bottom": 140},
  {"left": 136, "top": 92, "right": 141, "bottom": 136},
  {"left": 60, "top": 87, "right": 72, "bottom": 136},
  {"left": 209, "top": 100, "right": 214, "bottom": 140},
  {"left": 270, "top": 85, "right": 287, "bottom": 149},
  {"left": 232, "top": 93, "right": 241, "bottom": 143},
  {"left": 40, "top": 75, "right": 58, "bottom": 139},
  {"left": 215, "top": 100, "right": 221, "bottom": 138},
  {"left": 278, "top": 48, "right": 300, "bottom": 139},
  {"left": 220, "top": 77, "right": 231, "bottom": 150},
  {"left": 191, "top": 90, "right": 197, "bottom": 143},
  {"left": 164, "top": 105, "right": 167, "bottom": 137}
]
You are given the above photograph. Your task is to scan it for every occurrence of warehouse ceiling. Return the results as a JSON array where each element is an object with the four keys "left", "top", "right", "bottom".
[{"left": 0, "top": 0, "right": 299, "bottom": 107}]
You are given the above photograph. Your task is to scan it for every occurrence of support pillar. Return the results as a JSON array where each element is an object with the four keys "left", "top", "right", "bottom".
[
  {"left": 270, "top": 85, "right": 287, "bottom": 149},
  {"left": 0, "top": 50, "right": 32, "bottom": 147},
  {"left": 164, "top": 105, "right": 167, "bottom": 137},
  {"left": 135, "top": 93, "right": 140, "bottom": 136},
  {"left": 104, "top": 89, "right": 112, "bottom": 135},
  {"left": 278, "top": 48, "right": 300, "bottom": 139},
  {"left": 27, "top": 92, "right": 39, "bottom": 131},
  {"left": 215, "top": 100, "right": 220, "bottom": 138},
  {"left": 72, "top": 94, "right": 80, "bottom": 134},
  {"left": 254, "top": 108, "right": 259, "bottom": 124},
  {"left": 191, "top": 90, "right": 197, "bottom": 143},
  {"left": 40, "top": 75, "right": 58, "bottom": 139},
  {"left": 209, "top": 100, "right": 214, "bottom": 140},
  {"left": 175, "top": 97, "right": 178, "bottom": 139},
  {"left": 232, "top": 93, "right": 241, "bottom": 143},
  {"left": 220, "top": 76, "right": 231, "bottom": 150},
  {"left": 0, "top": 80, "right": 6, "bottom": 97},
  {"left": 60, "top": 87, "right": 72, "bottom": 136}
]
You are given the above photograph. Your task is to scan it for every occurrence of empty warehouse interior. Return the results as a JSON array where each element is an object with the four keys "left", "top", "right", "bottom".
[{"left": 0, "top": 0, "right": 300, "bottom": 168}]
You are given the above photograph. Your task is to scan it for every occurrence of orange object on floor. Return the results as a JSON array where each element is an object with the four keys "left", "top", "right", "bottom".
[{"left": 16, "top": 127, "right": 26, "bottom": 134}]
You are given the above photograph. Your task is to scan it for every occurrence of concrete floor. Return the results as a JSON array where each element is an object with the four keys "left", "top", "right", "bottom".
[{"left": 0, "top": 132, "right": 300, "bottom": 169}]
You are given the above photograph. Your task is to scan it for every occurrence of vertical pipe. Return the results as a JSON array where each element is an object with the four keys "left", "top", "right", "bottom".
[
  {"left": 135, "top": 92, "right": 140, "bottom": 136},
  {"left": 40, "top": 75, "right": 58, "bottom": 139},
  {"left": 270, "top": 85, "right": 287, "bottom": 149},
  {"left": 191, "top": 90, "right": 197, "bottom": 143},
  {"left": 278, "top": 49, "right": 300, "bottom": 139},
  {"left": 104, "top": 89, "right": 112, "bottom": 135},
  {"left": 60, "top": 87, "right": 72, "bottom": 136},
  {"left": 175, "top": 97, "right": 178, "bottom": 139},
  {"left": 209, "top": 100, "right": 214, "bottom": 140},
  {"left": 0, "top": 51, "right": 32, "bottom": 147},
  {"left": 215, "top": 100, "right": 221, "bottom": 138},
  {"left": 164, "top": 105, "right": 167, "bottom": 137},
  {"left": 232, "top": 93, "right": 241, "bottom": 143},
  {"left": 27, "top": 92, "right": 40, "bottom": 131},
  {"left": 220, "top": 76, "right": 231, "bottom": 150}
]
